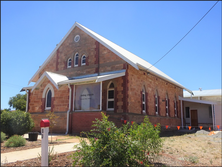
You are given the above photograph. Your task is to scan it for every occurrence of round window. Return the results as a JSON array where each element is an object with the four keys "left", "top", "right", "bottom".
[{"left": 74, "top": 35, "right": 80, "bottom": 42}]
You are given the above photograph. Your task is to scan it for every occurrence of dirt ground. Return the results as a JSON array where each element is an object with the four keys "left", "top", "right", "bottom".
[{"left": 1, "top": 130, "right": 222, "bottom": 166}]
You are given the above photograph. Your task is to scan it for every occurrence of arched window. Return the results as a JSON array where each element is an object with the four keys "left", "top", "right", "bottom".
[
  {"left": 107, "top": 82, "right": 114, "bottom": 110},
  {"left": 74, "top": 53, "right": 79, "bottom": 67},
  {"left": 166, "top": 93, "right": 169, "bottom": 116},
  {"left": 67, "top": 58, "right": 72, "bottom": 68},
  {"left": 142, "top": 87, "right": 146, "bottom": 114},
  {"left": 81, "top": 55, "right": 86, "bottom": 66},
  {"left": 45, "top": 89, "right": 52, "bottom": 110},
  {"left": 155, "top": 90, "right": 158, "bottom": 115},
  {"left": 42, "top": 83, "right": 54, "bottom": 111},
  {"left": 174, "top": 96, "right": 177, "bottom": 117}
]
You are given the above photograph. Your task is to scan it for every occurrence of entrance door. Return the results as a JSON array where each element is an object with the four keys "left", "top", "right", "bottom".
[{"left": 191, "top": 110, "right": 198, "bottom": 127}]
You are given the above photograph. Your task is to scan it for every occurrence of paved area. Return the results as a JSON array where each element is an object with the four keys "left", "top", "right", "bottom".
[
  {"left": 1, "top": 133, "right": 80, "bottom": 164},
  {"left": 1, "top": 143, "right": 79, "bottom": 163}
]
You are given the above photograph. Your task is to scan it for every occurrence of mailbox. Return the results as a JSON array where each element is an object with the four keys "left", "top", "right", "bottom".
[{"left": 40, "top": 119, "right": 50, "bottom": 127}]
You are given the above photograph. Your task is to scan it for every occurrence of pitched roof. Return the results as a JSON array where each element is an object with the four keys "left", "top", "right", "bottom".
[
  {"left": 28, "top": 22, "right": 192, "bottom": 93},
  {"left": 183, "top": 89, "right": 221, "bottom": 97}
]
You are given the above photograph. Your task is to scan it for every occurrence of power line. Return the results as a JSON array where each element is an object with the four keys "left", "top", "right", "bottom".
[{"left": 149, "top": 1, "right": 219, "bottom": 69}]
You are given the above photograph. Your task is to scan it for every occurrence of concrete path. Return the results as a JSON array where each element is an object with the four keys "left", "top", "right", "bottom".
[{"left": 1, "top": 143, "right": 80, "bottom": 164}]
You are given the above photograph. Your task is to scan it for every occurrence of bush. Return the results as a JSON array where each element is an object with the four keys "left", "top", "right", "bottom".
[
  {"left": 1, "top": 132, "right": 6, "bottom": 143},
  {"left": 1, "top": 110, "right": 34, "bottom": 137},
  {"left": 5, "top": 135, "right": 26, "bottom": 147},
  {"left": 72, "top": 112, "right": 162, "bottom": 166}
]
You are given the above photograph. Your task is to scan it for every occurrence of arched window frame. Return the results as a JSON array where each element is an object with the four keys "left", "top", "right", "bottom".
[
  {"left": 166, "top": 93, "right": 169, "bottom": 116},
  {"left": 142, "top": 87, "right": 146, "bottom": 114},
  {"left": 67, "top": 58, "right": 72, "bottom": 68},
  {"left": 81, "top": 55, "right": 86, "bottom": 66},
  {"left": 45, "top": 89, "right": 52, "bottom": 110},
  {"left": 155, "top": 90, "right": 158, "bottom": 115},
  {"left": 107, "top": 82, "right": 115, "bottom": 111},
  {"left": 74, "top": 53, "right": 79, "bottom": 67},
  {"left": 174, "top": 96, "right": 177, "bottom": 117},
  {"left": 42, "top": 84, "right": 55, "bottom": 111}
]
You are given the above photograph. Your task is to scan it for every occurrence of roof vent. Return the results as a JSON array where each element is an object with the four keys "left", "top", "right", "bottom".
[{"left": 199, "top": 88, "right": 202, "bottom": 91}]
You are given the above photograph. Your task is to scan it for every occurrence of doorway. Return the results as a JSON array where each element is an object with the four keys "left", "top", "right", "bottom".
[{"left": 191, "top": 110, "right": 198, "bottom": 127}]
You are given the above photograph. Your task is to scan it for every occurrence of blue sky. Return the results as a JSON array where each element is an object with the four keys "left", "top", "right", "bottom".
[{"left": 1, "top": 1, "right": 221, "bottom": 110}]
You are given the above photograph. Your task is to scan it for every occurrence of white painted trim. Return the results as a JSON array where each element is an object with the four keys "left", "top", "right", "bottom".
[
  {"left": 25, "top": 90, "right": 29, "bottom": 112},
  {"left": 180, "top": 100, "right": 183, "bottom": 128},
  {"left": 42, "top": 83, "right": 55, "bottom": 98},
  {"left": 100, "top": 82, "right": 102, "bottom": 111},
  {"left": 65, "top": 84, "right": 71, "bottom": 135}
]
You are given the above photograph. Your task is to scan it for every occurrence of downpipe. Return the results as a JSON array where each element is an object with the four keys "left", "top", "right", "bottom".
[{"left": 65, "top": 84, "right": 71, "bottom": 135}]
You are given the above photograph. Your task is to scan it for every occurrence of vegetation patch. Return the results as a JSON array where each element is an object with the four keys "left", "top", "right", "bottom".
[{"left": 5, "top": 135, "right": 26, "bottom": 147}]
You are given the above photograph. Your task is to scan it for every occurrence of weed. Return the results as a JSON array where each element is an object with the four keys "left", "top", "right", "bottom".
[
  {"left": 207, "top": 141, "right": 212, "bottom": 145},
  {"left": 37, "top": 145, "right": 57, "bottom": 164},
  {"left": 5, "top": 135, "right": 26, "bottom": 147},
  {"left": 210, "top": 159, "right": 213, "bottom": 165},
  {"left": 188, "top": 156, "right": 199, "bottom": 164}
]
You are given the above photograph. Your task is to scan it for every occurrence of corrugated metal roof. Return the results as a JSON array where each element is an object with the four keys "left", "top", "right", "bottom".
[
  {"left": 28, "top": 22, "right": 192, "bottom": 93},
  {"left": 183, "top": 89, "right": 221, "bottom": 97}
]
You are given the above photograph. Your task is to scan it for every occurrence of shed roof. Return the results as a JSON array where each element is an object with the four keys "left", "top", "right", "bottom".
[
  {"left": 28, "top": 22, "right": 192, "bottom": 93},
  {"left": 183, "top": 89, "right": 221, "bottom": 97}
]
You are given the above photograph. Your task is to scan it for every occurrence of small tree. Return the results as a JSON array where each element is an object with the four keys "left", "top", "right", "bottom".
[
  {"left": 8, "top": 94, "right": 26, "bottom": 111},
  {"left": 46, "top": 111, "right": 59, "bottom": 143},
  {"left": 72, "top": 112, "right": 162, "bottom": 166}
]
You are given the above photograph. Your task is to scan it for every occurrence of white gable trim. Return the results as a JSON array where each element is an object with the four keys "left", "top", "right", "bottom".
[{"left": 31, "top": 71, "right": 67, "bottom": 92}]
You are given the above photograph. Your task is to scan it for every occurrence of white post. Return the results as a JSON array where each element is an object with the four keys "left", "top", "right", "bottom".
[
  {"left": 180, "top": 100, "right": 183, "bottom": 129},
  {"left": 40, "top": 119, "right": 50, "bottom": 166},
  {"left": 211, "top": 104, "right": 215, "bottom": 130}
]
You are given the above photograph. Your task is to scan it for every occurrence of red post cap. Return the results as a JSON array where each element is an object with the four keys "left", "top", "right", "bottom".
[{"left": 40, "top": 119, "right": 50, "bottom": 127}]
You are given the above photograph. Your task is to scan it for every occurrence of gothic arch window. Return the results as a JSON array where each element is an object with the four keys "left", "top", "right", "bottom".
[
  {"left": 42, "top": 84, "right": 54, "bottom": 111},
  {"left": 67, "top": 58, "right": 72, "bottom": 68},
  {"left": 155, "top": 90, "right": 159, "bottom": 115},
  {"left": 81, "top": 55, "right": 86, "bottom": 66},
  {"left": 107, "top": 82, "right": 114, "bottom": 110},
  {"left": 46, "top": 89, "right": 52, "bottom": 109},
  {"left": 142, "top": 87, "right": 146, "bottom": 114},
  {"left": 174, "top": 96, "right": 177, "bottom": 117},
  {"left": 166, "top": 93, "right": 169, "bottom": 116},
  {"left": 74, "top": 53, "right": 79, "bottom": 67}
]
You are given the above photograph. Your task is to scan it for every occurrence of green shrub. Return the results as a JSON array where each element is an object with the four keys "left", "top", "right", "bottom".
[
  {"left": 5, "top": 135, "right": 26, "bottom": 147},
  {"left": 1, "top": 132, "right": 6, "bottom": 143},
  {"left": 72, "top": 112, "right": 162, "bottom": 166},
  {"left": 1, "top": 110, "right": 34, "bottom": 137}
]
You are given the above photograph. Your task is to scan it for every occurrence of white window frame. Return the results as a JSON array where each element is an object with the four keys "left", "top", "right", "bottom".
[
  {"left": 155, "top": 91, "right": 158, "bottom": 115},
  {"left": 166, "top": 94, "right": 169, "bottom": 116},
  {"left": 107, "top": 82, "right": 114, "bottom": 111},
  {"left": 42, "top": 83, "right": 54, "bottom": 111},
  {"left": 74, "top": 53, "right": 79, "bottom": 67},
  {"left": 142, "top": 88, "right": 146, "bottom": 114},
  {"left": 81, "top": 55, "right": 86, "bottom": 66},
  {"left": 67, "top": 58, "right": 72, "bottom": 68},
  {"left": 45, "top": 89, "right": 52, "bottom": 110}
]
